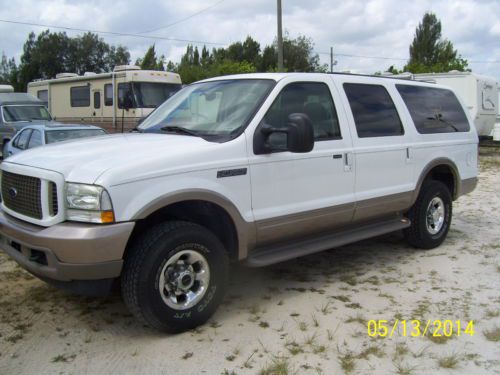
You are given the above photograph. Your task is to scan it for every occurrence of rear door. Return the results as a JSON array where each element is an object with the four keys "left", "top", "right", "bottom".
[
  {"left": 338, "top": 78, "right": 414, "bottom": 222},
  {"left": 248, "top": 77, "right": 355, "bottom": 246}
]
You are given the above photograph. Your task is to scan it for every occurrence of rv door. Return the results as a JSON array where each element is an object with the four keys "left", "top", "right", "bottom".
[{"left": 92, "top": 89, "right": 103, "bottom": 122}]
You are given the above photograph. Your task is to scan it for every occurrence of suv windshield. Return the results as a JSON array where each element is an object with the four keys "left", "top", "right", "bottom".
[
  {"left": 2, "top": 105, "right": 52, "bottom": 122},
  {"left": 139, "top": 79, "right": 274, "bottom": 140}
]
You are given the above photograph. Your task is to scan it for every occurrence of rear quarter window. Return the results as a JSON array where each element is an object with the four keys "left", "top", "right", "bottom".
[{"left": 396, "top": 84, "right": 470, "bottom": 134}]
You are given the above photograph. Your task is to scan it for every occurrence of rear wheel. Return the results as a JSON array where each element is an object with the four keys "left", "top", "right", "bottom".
[
  {"left": 121, "top": 221, "right": 229, "bottom": 333},
  {"left": 404, "top": 180, "right": 452, "bottom": 249}
]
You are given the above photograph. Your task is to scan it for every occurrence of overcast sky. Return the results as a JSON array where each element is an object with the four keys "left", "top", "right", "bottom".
[{"left": 0, "top": 0, "right": 499, "bottom": 79}]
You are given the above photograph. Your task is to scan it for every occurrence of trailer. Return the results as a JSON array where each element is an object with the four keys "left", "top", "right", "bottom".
[{"left": 27, "top": 66, "right": 182, "bottom": 133}]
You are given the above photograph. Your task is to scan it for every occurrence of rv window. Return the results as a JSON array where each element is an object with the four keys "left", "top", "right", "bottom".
[
  {"left": 37, "top": 90, "right": 48, "bottom": 107},
  {"left": 396, "top": 85, "right": 470, "bottom": 133},
  {"left": 70, "top": 86, "right": 90, "bottom": 107},
  {"left": 118, "top": 83, "right": 135, "bottom": 109},
  {"left": 94, "top": 91, "right": 101, "bottom": 109},
  {"left": 343, "top": 83, "right": 404, "bottom": 137},
  {"left": 104, "top": 84, "right": 113, "bottom": 106},
  {"left": 132, "top": 82, "right": 182, "bottom": 108}
]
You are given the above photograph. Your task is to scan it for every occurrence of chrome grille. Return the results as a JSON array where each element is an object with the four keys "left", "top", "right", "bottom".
[{"left": 1, "top": 171, "right": 42, "bottom": 219}]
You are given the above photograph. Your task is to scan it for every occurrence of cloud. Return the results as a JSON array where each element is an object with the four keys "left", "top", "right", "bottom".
[{"left": 0, "top": 0, "right": 499, "bottom": 78}]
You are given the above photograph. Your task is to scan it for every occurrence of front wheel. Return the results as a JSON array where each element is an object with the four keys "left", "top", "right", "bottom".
[
  {"left": 121, "top": 221, "right": 229, "bottom": 333},
  {"left": 404, "top": 180, "right": 452, "bottom": 249}
]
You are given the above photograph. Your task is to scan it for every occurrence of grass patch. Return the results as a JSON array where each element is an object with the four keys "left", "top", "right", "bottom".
[
  {"left": 51, "top": 354, "right": 76, "bottom": 363},
  {"left": 438, "top": 354, "right": 460, "bottom": 369},
  {"left": 339, "top": 275, "right": 357, "bottom": 286},
  {"left": 338, "top": 350, "right": 356, "bottom": 374},
  {"left": 259, "top": 356, "right": 292, "bottom": 375},
  {"left": 331, "top": 295, "right": 350, "bottom": 303},
  {"left": 484, "top": 326, "right": 500, "bottom": 342},
  {"left": 357, "top": 344, "right": 385, "bottom": 359}
]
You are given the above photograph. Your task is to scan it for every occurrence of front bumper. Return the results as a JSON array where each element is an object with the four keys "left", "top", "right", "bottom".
[{"left": 0, "top": 210, "right": 134, "bottom": 282}]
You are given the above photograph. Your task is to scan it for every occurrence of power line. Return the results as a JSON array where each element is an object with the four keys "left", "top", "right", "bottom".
[
  {"left": 137, "top": 0, "right": 225, "bottom": 34},
  {"left": 0, "top": 19, "right": 227, "bottom": 46},
  {"left": 316, "top": 50, "right": 500, "bottom": 64}
]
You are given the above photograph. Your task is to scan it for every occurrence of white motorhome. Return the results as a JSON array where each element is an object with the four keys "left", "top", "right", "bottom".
[
  {"left": 405, "top": 72, "right": 498, "bottom": 137},
  {"left": 27, "top": 66, "right": 182, "bottom": 132}
]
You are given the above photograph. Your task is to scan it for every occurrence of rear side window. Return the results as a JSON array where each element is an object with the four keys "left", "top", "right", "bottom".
[
  {"left": 70, "top": 86, "right": 90, "bottom": 107},
  {"left": 343, "top": 83, "right": 403, "bottom": 138},
  {"left": 396, "top": 85, "right": 470, "bottom": 133}
]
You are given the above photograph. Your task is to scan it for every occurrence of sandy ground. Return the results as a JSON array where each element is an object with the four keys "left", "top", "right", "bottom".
[{"left": 0, "top": 154, "right": 499, "bottom": 375}]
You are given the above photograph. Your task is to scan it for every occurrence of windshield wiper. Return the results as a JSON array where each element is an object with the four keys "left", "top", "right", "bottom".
[{"left": 160, "top": 125, "right": 200, "bottom": 137}]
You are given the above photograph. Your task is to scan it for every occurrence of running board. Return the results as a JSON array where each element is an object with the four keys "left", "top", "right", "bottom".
[{"left": 244, "top": 217, "right": 410, "bottom": 267}]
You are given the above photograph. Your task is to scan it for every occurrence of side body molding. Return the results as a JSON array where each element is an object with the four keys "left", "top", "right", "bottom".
[{"left": 132, "top": 189, "right": 256, "bottom": 260}]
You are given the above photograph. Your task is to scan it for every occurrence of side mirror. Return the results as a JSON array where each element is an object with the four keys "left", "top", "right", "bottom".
[{"left": 254, "top": 113, "right": 314, "bottom": 154}]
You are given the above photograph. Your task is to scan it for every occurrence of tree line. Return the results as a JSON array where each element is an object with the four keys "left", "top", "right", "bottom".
[{"left": 1, "top": 12, "right": 469, "bottom": 91}]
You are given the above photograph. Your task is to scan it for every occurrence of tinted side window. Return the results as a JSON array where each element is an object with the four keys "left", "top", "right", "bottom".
[
  {"left": 396, "top": 85, "right": 470, "bottom": 133},
  {"left": 104, "top": 84, "right": 113, "bottom": 106},
  {"left": 344, "top": 83, "right": 403, "bottom": 138},
  {"left": 70, "top": 86, "right": 90, "bottom": 107},
  {"left": 28, "top": 129, "right": 43, "bottom": 148},
  {"left": 14, "top": 129, "right": 32, "bottom": 149},
  {"left": 263, "top": 82, "right": 341, "bottom": 145},
  {"left": 94, "top": 91, "right": 101, "bottom": 109}
]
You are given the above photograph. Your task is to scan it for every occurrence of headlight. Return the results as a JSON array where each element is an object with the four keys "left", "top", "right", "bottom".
[{"left": 65, "top": 183, "right": 115, "bottom": 223}]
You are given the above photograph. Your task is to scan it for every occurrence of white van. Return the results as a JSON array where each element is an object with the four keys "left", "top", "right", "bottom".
[{"left": 27, "top": 66, "right": 182, "bottom": 132}]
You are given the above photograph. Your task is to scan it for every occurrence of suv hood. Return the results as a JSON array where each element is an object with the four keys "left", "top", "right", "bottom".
[{"left": 4, "top": 133, "right": 218, "bottom": 185}]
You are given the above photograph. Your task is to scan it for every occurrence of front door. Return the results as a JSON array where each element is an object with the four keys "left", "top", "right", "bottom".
[
  {"left": 248, "top": 78, "right": 355, "bottom": 246},
  {"left": 92, "top": 89, "right": 103, "bottom": 123}
]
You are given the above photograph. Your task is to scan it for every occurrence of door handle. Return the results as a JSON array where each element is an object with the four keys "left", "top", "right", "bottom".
[
  {"left": 344, "top": 152, "right": 353, "bottom": 172},
  {"left": 333, "top": 154, "right": 342, "bottom": 159}
]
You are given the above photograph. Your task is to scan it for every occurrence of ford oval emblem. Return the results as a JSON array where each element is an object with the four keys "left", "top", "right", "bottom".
[{"left": 8, "top": 187, "right": 17, "bottom": 198}]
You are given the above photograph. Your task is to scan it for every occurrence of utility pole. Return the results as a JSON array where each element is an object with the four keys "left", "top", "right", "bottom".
[
  {"left": 330, "top": 46, "right": 333, "bottom": 73},
  {"left": 277, "top": 0, "right": 284, "bottom": 71},
  {"left": 329, "top": 46, "right": 337, "bottom": 73}
]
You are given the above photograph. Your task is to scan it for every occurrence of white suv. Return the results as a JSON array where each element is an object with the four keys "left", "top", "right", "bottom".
[{"left": 0, "top": 73, "right": 478, "bottom": 332}]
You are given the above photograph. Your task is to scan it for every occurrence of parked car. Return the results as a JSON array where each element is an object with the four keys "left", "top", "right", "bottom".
[
  {"left": 4, "top": 124, "right": 107, "bottom": 158},
  {"left": 0, "top": 73, "right": 478, "bottom": 333},
  {"left": 0, "top": 92, "right": 54, "bottom": 158}
]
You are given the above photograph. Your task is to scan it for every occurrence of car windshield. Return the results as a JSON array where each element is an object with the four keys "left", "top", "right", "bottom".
[
  {"left": 133, "top": 82, "right": 182, "bottom": 108},
  {"left": 45, "top": 129, "right": 106, "bottom": 144},
  {"left": 138, "top": 79, "right": 275, "bottom": 141},
  {"left": 2, "top": 105, "right": 52, "bottom": 122}
]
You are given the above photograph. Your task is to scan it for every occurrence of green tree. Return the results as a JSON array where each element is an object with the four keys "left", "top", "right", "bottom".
[
  {"left": 403, "top": 12, "right": 468, "bottom": 73},
  {"left": 137, "top": 44, "right": 161, "bottom": 70},
  {"left": 15, "top": 30, "right": 131, "bottom": 90}
]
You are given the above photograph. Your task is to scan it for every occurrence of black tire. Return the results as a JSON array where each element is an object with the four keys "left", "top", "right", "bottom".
[
  {"left": 404, "top": 180, "right": 452, "bottom": 249},
  {"left": 121, "top": 221, "right": 229, "bottom": 333}
]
